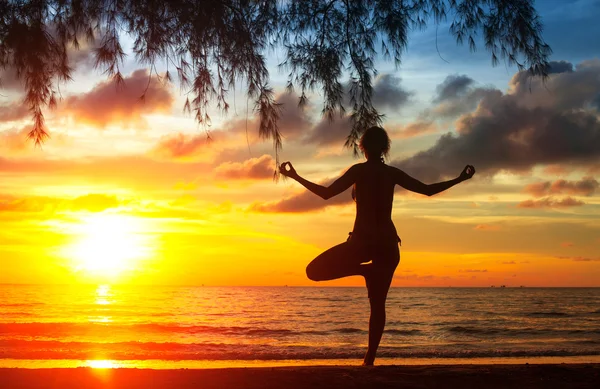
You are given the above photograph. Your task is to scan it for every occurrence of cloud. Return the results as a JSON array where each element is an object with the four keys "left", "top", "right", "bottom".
[
  {"left": 392, "top": 60, "right": 600, "bottom": 182},
  {"left": 302, "top": 115, "right": 352, "bottom": 147},
  {"left": 301, "top": 75, "right": 412, "bottom": 148},
  {"left": 0, "top": 102, "right": 29, "bottom": 122},
  {"left": 152, "top": 133, "right": 211, "bottom": 159},
  {"left": 0, "top": 32, "right": 100, "bottom": 92},
  {"left": 63, "top": 69, "right": 174, "bottom": 127},
  {"left": 275, "top": 92, "right": 314, "bottom": 140},
  {"left": 523, "top": 177, "right": 598, "bottom": 197},
  {"left": 522, "top": 182, "right": 551, "bottom": 197},
  {"left": 433, "top": 74, "right": 476, "bottom": 102},
  {"left": 500, "top": 261, "right": 517, "bottom": 265},
  {"left": 547, "top": 60, "right": 574, "bottom": 74},
  {"left": 474, "top": 224, "right": 501, "bottom": 231},
  {"left": 0, "top": 193, "right": 119, "bottom": 214},
  {"left": 459, "top": 269, "right": 488, "bottom": 273},
  {"left": 391, "top": 121, "right": 437, "bottom": 139},
  {"left": 429, "top": 74, "right": 497, "bottom": 118},
  {"left": 560, "top": 242, "right": 574, "bottom": 248},
  {"left": 0, "top": 125, "right": 31, "bottom": 151},
  {"left": 542, "top": 165, "right": 571, "bottom": 176},
  {"left": 0, "top": 155, "right": 212, "bottom": 191},
  {"left": 509, "top": 59, "right": 600, "bottom": 110},
  {"left": 249, "top": 176, "right": 353, "bottom": 213},
  {"left": 557, "top": 256, "right": 600, "bottom": 262},
  {"left": 370, "top": 74, "right": 413, "bottom": 110},
  {"left": 549, "top": 177, "right": 598, "bottom": 196},
  {"left": 214, "top": 155, "right": 275, "bottom": 180},
  {"left": 517, "top": 197, "right": 585, "bottom": 209}
]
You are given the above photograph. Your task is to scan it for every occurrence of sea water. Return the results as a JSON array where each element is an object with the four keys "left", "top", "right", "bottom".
[{"left": 1, "top": 285, "right": 599, "bottom": 368}]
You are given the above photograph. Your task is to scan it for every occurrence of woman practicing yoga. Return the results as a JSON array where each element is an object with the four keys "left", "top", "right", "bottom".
[{"left": 279, "top": 126, "right": 475, "bottom": 365}]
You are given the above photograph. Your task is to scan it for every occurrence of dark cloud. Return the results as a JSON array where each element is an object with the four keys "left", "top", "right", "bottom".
[
  {"left": 0, "top": 33, "right": 99, "bottom": 92},
  {"left": 547, "top": 60, "right": 574, "bottom": 74},
  {"left": 214, "top": 155, "right": 274, "bottom": 180},
  {"left": 431, "top": 88, "right": 496, "bottom": 118},
  {"left": 275, "top": 92, "right": 313, "bottom": 140},
  {"left": 517, "top": 197, "right": 585, "bottom": 209},
  {"left": 428, "top": 74, "right": 497, "bottom": 118},
  {"left": 523, "top": 177, "right": 598, "bottom": 197},
  {"left": 0, "top": 67, "right": 22, "bottom": 91},
  {"left": 302, "top": 115, "right": 352, "bottom": 147},
  {"left": 510, "top": 59, "right": 600, "bottom": 111},
  {"left": 249, "top": 176, "right": 354, "bottom": 213},
  {"left": 63, "top": 69, "right": 174, "bottom": 127},
  {"left": 434, "top": 74, "right": 475, "bottom": 102},
  {"left": 303, "top": 75, "right": 412, "bottom": 148},
  {"left": 371, "top": 74, "right": 413, "bottom": 110},
  {"left": 392, "top": 60, "right": 600, "bottom": 182}
]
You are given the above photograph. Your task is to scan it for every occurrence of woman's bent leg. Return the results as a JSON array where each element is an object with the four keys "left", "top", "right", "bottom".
[{"left": 306, "top": 242, "right": 366, "bottom": 281}]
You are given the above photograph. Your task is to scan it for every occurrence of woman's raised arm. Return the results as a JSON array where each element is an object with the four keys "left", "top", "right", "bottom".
[
  {"left": 280, "top": 162, "right": 358, "bottom": 200},
  {"left": 393, "top": 165, "right": 475, "bottom": 196}
]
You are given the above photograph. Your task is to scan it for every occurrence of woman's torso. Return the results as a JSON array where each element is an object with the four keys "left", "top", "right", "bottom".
[{"left": 351, "top": 161, "right": 398, "bottom": 243}]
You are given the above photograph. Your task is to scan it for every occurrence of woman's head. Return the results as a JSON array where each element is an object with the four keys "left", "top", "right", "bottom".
[{"left": 359, "top": 126, "right": 390, "bottom": 161}]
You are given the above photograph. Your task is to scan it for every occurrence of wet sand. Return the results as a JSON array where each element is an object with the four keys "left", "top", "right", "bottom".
[{"left": 1, "top": 364, "right": 599, "bottom": 389}]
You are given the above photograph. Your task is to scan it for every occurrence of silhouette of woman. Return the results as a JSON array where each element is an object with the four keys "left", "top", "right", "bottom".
[{"left": 279, "top": 126, "right": 475, "bottom": 366}]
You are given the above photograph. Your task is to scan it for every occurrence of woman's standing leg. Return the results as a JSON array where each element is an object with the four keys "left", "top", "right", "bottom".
[
  {"left": 362, "top": 243, "right": 400, "bottom": 366},
  {"left": 363, "top": 293, "right": 387, "bottom": 366}
]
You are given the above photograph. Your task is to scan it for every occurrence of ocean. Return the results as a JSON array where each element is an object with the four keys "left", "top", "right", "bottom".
[{"left": 1, "top": 285, "right": 599, "bottom": 368}]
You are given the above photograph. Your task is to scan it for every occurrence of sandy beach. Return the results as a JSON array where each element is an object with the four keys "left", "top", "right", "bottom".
[{"left": 1, "top": 364, "right": 599, "bottom": 389}]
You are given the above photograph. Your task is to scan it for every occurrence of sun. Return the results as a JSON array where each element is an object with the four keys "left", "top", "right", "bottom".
[{"left": 63, "top": 214, "right": 151, "bottom": 278}]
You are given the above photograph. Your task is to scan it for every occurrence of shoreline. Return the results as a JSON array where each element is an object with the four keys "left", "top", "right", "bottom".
[
  {"left": 1, "top": 355, "right": 600, "bottom": 369},
  {"left": 1, "top": 364, "right": 599, "bottom": 389}
]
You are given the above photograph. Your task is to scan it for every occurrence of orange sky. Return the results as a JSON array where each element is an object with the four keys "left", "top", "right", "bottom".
[{"left": 1, "top": 34, "right": 599, "bottom": 287}]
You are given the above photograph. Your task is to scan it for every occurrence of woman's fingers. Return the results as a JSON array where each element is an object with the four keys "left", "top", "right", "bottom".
[{"left": 279, "top": 161, "right": 293, "bottom": 175}]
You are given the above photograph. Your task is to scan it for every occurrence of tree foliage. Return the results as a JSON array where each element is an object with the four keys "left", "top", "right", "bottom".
[{"left": 0, "top": 0, "right": 551, "bottom": 158}]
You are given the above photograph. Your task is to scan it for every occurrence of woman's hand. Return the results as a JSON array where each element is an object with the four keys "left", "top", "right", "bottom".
[
  {"left": 279, "top": 161, "right": 298, "bottom": 179},
  {"left": 459, "top": 165, "right": 476, "bottom": 181}
]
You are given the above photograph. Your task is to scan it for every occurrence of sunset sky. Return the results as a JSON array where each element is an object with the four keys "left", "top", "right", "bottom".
[{"left": 1, "top": 0, "right": 599, "bottom": 287}]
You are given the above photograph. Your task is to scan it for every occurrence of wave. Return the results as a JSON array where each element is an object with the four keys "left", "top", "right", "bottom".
[
  {"left": 445, "top": 325, "right": 600, "bottom": 337},
  {"left": 334, "top": 328, "right": 364, "bottom": 334},
  {"left": 0, "top": 322, "right": 298, "bottom": 337},
  {"left": 385, "top": 329, "right": 422, "bottom": 335},
  {"left": 3, "top": 322, "right": 600, "bottom": 341},
  {"left": 1, "top": 339, "right": 599, "bottom": 361},
  {"left": 0, "top": 303, "right": 45, "bottom": 307},
  {"left": 526, "top": 311, "right": 572, "bottom": 318}
]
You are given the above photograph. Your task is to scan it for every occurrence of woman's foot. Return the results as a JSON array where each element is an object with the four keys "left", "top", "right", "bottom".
[{"left": 362, "top": 350, "right": 375, "bottom": 366}]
